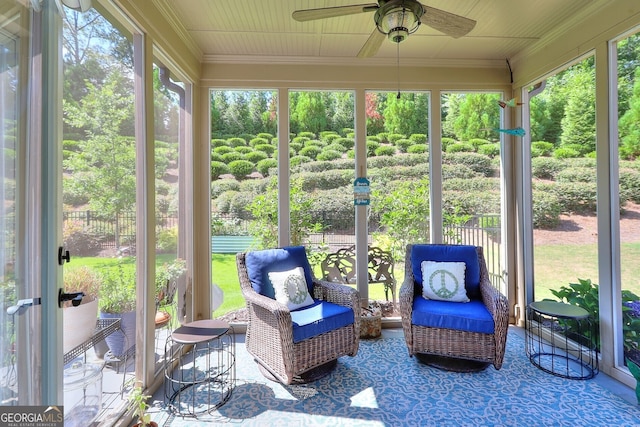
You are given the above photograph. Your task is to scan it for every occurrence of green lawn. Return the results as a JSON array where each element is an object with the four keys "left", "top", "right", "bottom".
[{"left": 534, "top": 242, "right": 640, "bottom": 301}]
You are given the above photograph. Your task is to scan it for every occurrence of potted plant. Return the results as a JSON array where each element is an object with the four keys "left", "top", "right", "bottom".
[
  {"left": 128, "top": 385, "right": 158, "bottom": 427},
  {"left": 98, "top": 260, "right": 137, "bottom": 358},
  {"left": 155, "top": 258, "right": 186, "bottom": 308},
  {"left": 63, "top": 266, "right": 102, "bottom": 354}
]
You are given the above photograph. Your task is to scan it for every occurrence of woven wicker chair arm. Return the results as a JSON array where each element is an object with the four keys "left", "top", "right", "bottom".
[
  {"left": 243, "top": 287, "right": 293, "bottom": 324},
  {"left": 314, "top": 279, "right": 359, "bottom": 308}
]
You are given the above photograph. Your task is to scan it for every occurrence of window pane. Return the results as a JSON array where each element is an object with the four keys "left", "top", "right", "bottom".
[
  {"left": 0, "top": 0, "right": 24, "bottom": 406},
  {"left": 210, "top": 89, "right": 277, "bottom": 319},
  {"left": 153, "top": 61, "right": 184, "bottom": 368},
  {"left": 441, "top": 92, "right": 503, "bottom": 290},
  {"left": 61, "top": 7, "right": 136, "bottom": 417},
  {"left": 616, "top": 32, "right": 640, "bottom": 367},
  {"left": 530, "top": 57, "right": 599, "bottom": 342}
]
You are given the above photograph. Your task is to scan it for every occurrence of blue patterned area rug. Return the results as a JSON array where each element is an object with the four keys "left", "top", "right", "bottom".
[{"left": 152, "top": 329, "right": 640, "bottom": 427}]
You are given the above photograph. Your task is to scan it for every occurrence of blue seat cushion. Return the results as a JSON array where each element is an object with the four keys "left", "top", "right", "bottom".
[
  {"left": 245, "top": 246, "right": 314, "bottom": 299},
  {"left": 290, "top": 300, "right": 354, "bottom": 343},
  {"left": 411, "top": 244, "right": 481, "bottom": 299},
  {"left": 411, "top": 296, "right": 495, "bottom": 334}
]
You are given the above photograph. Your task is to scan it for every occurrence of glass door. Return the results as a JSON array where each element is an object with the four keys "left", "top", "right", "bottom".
[{"left": 1, "top": 0, "right": 64, "bottom": 408}]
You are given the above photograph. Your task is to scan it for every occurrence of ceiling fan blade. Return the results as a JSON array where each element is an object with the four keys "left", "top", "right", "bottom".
[
  {"left": 420, "top": 5, "right": 476, "bottom": 38},
  {"left": 357, "top": 29, "right": 385, "bottom": 58},
  {"left": 292, "top": 4, "right": 378, "bottom": 22}
]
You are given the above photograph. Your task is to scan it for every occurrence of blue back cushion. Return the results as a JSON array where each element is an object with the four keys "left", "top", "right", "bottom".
[
  {"left": 410, "top": 244, "right": 481, "bottom": 299},
  {"left": 245, "top": 246, "right": 314, "bottom": 299}
]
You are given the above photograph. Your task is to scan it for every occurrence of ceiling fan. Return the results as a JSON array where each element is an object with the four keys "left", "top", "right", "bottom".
[{"left": 292, "top": 0, "right": 476, "bottom": 58}]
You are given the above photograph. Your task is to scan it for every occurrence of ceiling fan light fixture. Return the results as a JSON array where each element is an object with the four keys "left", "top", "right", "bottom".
[{"left": 375, "top": 0, "right": 423, "bottom": 43}]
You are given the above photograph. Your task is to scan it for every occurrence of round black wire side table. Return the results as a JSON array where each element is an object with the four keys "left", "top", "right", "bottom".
[
  {"left": 525, "top": 301, "right": 598, "bottom": 380},
  {"left": 164, "top": 319, "right": 235, "bottom": 416}
]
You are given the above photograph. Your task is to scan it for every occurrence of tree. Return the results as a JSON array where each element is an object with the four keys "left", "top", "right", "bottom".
[
  {"left": 247, "top": 178, "right": 323, "bottom": 249},
  {"left": 452, "top": 93, "right": 500, "bottom": 141},
  {"left": 63, "top": 68, "right": 136, "bottom": 249},
  {"left": 560, "top": 65, "right": 596, "bottom": 152},
  {"left": 371, "top": 178, "right": 430, "bottom": 259},
  {"left": 619, "top": 67, "right": 640, "bottom": 159},
  {"left": 294, "top": 92, "right": 327, "bottom": 135}
]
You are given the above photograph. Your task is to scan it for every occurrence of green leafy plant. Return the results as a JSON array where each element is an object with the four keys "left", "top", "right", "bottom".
[
  {"left": 98, "top": 260, "right": 136, "bottom": 313},
  {"left": 128, "top": 385, "right": 154, "bottom": 426},
  {"left": 155, "top": 258, "right": 186, "bottom": 304},
  {"left": 549, "top": 278, "right": 640, "bottom": 355},
  {"left": 63, "top": 266, "right": 102, "bottom": 306}
]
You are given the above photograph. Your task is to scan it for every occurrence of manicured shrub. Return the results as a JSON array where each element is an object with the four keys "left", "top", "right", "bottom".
[
  {"left": 210, "top": 161, "right": 230, "bottom": 180},
  {"left": 210, "top": 152, "right": 224, "bottom": 163},
  {"left": 375, "top": 145, "right": 396, "bottom": 156},
  {"left": 620, "top": 168, "right": 640, "bottom": 204},
  {"left": 237, "top": 134, "right": 254, "bottom": 143},
  {"left": 249, "top": 137, "right": 269, "bottom": 147},
  {"left": 221, "top": 152, "right": 243, "bottom": 163},
  {"left": 295, "top": 170, "right": 353, "bottom": 191},
  {"left": 254, "top": 143, "right": 275, "bottom": 156},
  {"left": 290, "top": 155, "right": 313, "bottom": 168},
  {"left": 441, "top": 137, "right": 456, "bottom": 151},
  {"left": 444, "top": 177, "right": 500, "bottom": 192},
  {"left": 211, "top": 179, "right": 239, "bottom": 198},
  {"left": 227, "top": 137, "right": 247, "bottom": 147},
  {"left": 304, "top": 139, "right": 326, "bottom": 148},
  {"left": 563, "top": 143, "right": 591, "bottom": 156},
  {"left": 244, "top": 151, "right": 268, "bottom": 164},
  {"left": 320, "top": 131, "right": 340, "bottom": 143},
  {"left": 367, "top": 135, "right": 381, "bottom": 143},
  {"left": 213, "top": 145, "right": 233, "bottom": 155},
  {"left": 63, "top": 220, "right": 102, "bottom": 256},
  {"left": 255, "top": 133, "right": 274, "bottom": 141},
  {"left": 553, "top": 181, "right": 597, "bottom": 213},
  {"left": 468, "top": 138, "right": 490, "bottom": 150},
  {"left": 478, "top": 143, "right": 500, "bottom": 158},
  {"left": 228, "top": 159, "right": 255, "bottom": 180},
  {"left": 234, "top": 146, "right": 253, "bottom": 154},
  {"left": 407, "top": 144, "right": 427, "bottom": 154},
  {"left": 297, "top": 131, "right": 316, "bottom": 139},
  {"left": 334, "top": 137, "right": 354, "bottom": 150},
  {"left": 553, "top": 146, "right": 580, "bottom": 159},
  {"left": 556, "top": 167, "right": 596, "bottom": 183},
  {"left": 387, "top": 133, "right": 406, "bottom": 144},
  {"left": 395, "top": 139, "right": 414, "bottom": 153},
  {"left": 531, "top": 141, "right": 554, "bottom": 157},
  {"left": 366, "top": 141, "right": 380, "bottom": 156},
  {"left": 532, "top": 188, "right": 562, "bottom": 229},
  {"left": 63, "top": 140, "right": 80, "bottom": 152},
  {"left": 256, "top": 158, "right": 278, "bottom": 176},
  {"left": 299, "top": 146, "right": 322, "bottom": 160},
  {"left": 443, "top": 190, "right": 501, "bottom": 216},
  {"left": 325, "top": 142, "right": 347, "bottom": 153},
  {"left": 296, "top": 159, "right": 353, "bottom": 172},
  {"left": 292, "top": 136, "right": 310, "bottom": 145},
  {"left": 446, "top": 142, "right": 474, "bottom": 153},
  {"left": 317, "top": 149, "right": 342, "bottom": 161},
  {"left": 531, "top": 157, "right": 564, "bottom": 179},
  {"left": 442, "top": 164, "right": 479, "bottom": 180},
  {"left": 376, "top": 132, "right": 389, "bottom": 143},
  {"left": 409, "top": 134, "right": 427, "bottom": 144},
  {"left": 444, "top": 152, "right": 494, "bottom": 177}
]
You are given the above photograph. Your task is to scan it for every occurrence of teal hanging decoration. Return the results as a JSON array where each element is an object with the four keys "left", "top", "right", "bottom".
[{"left": 493, "top": 127, "right": 526, "bottom": 137}]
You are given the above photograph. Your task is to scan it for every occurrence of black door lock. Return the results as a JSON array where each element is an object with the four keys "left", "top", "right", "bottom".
[
  {"left": 58, "top": 246, "right": 71, "bottom": 265},
  {"left": 58, "top": 289, "right": 84, "bottom": 308}
]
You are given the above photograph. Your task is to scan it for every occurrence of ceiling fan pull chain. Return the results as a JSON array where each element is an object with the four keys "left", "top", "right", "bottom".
[{"left": 397, "top": 41, "right": 401, "bottom": 99}]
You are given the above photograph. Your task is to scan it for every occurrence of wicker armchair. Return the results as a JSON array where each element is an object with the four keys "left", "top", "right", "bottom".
[
  {"left": 237, "top": 246, "right": 360, "bottom": 384},
  {"left": 399, "top": 244, "right": 509, "bottom": 370}
]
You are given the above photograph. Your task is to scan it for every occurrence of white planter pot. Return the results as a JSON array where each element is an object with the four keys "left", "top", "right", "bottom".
[{"left": 63, "top": 298, "right": 99, "bottom": 354}]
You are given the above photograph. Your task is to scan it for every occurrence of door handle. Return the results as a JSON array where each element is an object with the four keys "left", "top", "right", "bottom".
[{"left": 58, "top": 289, "right": 85, "bottom": 308}]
